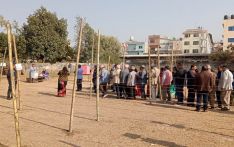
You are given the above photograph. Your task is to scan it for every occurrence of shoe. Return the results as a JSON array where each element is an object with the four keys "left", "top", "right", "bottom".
[
  {"left": 103, "top": 94, "right": 108, "bottom": 98},
  {"left": 203, "top": 109, "right": 208, "bottom": 112},
  {"left": 221, "top": 107, "right": 230, "bottom": 111},
  {"left": 209, "top": 107, "right": 215, "bottom": 109},
  {"left": 195, "top": 108, "right": 200, "bottom": 112},
  {"left": 218, "top": 105, "right": 222, "bottom": 108}
]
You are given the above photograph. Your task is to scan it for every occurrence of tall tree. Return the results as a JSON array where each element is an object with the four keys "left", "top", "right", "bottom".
[{"left": 23, "top": 7, "right": 70, "bottom": 63}]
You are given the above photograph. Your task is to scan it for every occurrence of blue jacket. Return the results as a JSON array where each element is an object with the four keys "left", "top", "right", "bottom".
[
  {"left": 77, "top": 68, "right": 83, "bottom": 80},
  {"left": 100, "top": 68, "right": 110, "bottom": 84}
]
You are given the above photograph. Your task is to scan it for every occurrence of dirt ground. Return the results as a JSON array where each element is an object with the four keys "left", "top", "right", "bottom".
[{"left": 0, "top": 76, "right": 234, "bottom": 147}]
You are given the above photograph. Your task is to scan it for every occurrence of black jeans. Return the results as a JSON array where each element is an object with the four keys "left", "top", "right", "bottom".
[
  {"left": 176, "top": 85, "right": 184, "bottom": 103},
  {"left": 77, "top": 79, "right": 82, "bottom": 91},
  {"left": 216, "top": 91, "right": 222, "bottom": 107},
  {"left": 187, "top": 87, "right": 196, "bottom": 106},
  {"left": 100, "top": 82, "right": 108, "bottom": 96},
  {"left": 8, "top": 81, "right": 17, "bottom": 98},
  {"left": 140, "top": 84, "right": 146, "bottom": 98}
]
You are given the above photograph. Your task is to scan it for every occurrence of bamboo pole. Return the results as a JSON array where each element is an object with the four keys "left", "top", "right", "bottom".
[
  {"left": 0, "top": 47, "right": 7, "bottom": 85},
  {"left": 157, "top": 46, "right": 162, "bottom": 100},
  {"left": 148, "top": 47, "right": 152, "bottom": 104},
  {"left": 107, "top": 56, "right": 110, "bottom": 71},
  {"left": 171, "top": 46, "right": 174, "bottom": 72},
  {"left": 89, "top": 34, "right": 95, "bottom": 99},
  {"left": 96, "top": 30, "right": 100, "bottom": 121},
  {"left": 68, "top": 18, "right": 84, "bottom": 133},
  {"left": 7, "top": 23, "right": 21, "bottom": 147},
  {"left": 12, "top": 34, "right": 21, "bottom": 110}
]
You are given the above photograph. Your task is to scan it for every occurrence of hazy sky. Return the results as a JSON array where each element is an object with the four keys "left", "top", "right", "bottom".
[{"left": 0, "top": 0, "right": 234, "bottom": 45}]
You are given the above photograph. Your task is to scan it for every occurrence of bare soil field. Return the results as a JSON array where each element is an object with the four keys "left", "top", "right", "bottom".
[{"left": 0, "top": 76, "right": 234, "bottom": 147}]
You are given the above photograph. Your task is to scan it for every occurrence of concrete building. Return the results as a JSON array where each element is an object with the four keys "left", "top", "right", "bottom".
[
  {"left": 148, "top": 35, "right": 182, "bottom": 54},
  {"left": 223, "top": 15, "right": 234, "bottom": 51},
  {"left": 124, "top": 37, "right": 146, "bottom": 55},
  {"left": 182, "top": 28, "right": 213, "bottom": 54}
]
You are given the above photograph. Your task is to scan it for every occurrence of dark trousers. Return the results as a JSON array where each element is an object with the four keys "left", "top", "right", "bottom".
[
  {"left": 100, "top": 82, "right": 107, "bottom": 96},
  {"left": 196, "top": 91, "right": 209, "bottom": 110},
  {"left": 119, "top": 83, "right": 127, "bottom": 98},
  {"left": 8, "top": 81, "right": 17, "bottom": 98},
  {"left": 77, "top": 79, "right": 82, "bottom": 91},
  {"left": 140, "top": 84, "right": 146, "bottom": 98},
  {"left": 114, "top": 83, "right": 121, "bottom": 98},
  {"left": 187, "top": 88, "right": 196, "bottom": 106},
  {"left": 126, "top": 86, "right": 135, "bottom": 99},
  {"left": 176, "top": 85, "right": 184, "bottom": 103},
  {"left": 216, "top": 91, "right": 222, "bottom": 107}
]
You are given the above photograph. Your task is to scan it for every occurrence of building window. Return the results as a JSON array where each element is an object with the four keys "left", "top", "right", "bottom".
[
  {"left": 193, "top": 34, "right": 199, "bottom": 37},
  {"left": 139, "top": 46, "right": 143, "bottom": 49},
  {"left": 193, "top": 49, "right": 199, "bottom": 53},
  {"left": 185, "top": 34, "right": 190, "bottom": 38},
  {"left": 193, "top": 41, "right": 199, "bottom": 45},
  {"left": 228, "top": 26, "right": 234, "bottom": 31},
  {"left": 184, "top": 49, "right": 189, "bottom": 53},
  {"left": 184, "top": 41, "right": 190, "bottom": 45},
  {"left": 150, "top": 40, "right": 155, "bottom": 43},
  {"left": 228, "top": 38, "right": 234, "bottom": 42}
]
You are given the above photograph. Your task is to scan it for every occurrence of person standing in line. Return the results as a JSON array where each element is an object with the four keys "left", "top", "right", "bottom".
[
  {"left": 174, "top": 63, "right": 187, "bottom": 105},
  {"left": 216, "top": 66, "right": 223, "bottom": 108},
  {"left": 187, "top": 65, "right": 197, "bottom": 107},
  {"left": 207, "top": 65, "right": 217, "bottom": 109},
  {"left": 151, "top": 66, "right": 160, "bottom": 99},
  {"left": 162, "top": 66, "right": 173, "bottom": 102},
  {"left": 119, "top": 64, "right": 129, "bottom": 98},
  {"left": 57, "top": 66, "right": 70, "bottom": 97},
  {"left": 195, "top": 66, "right": 213, "bottom": 112},
  {"left": 138, "top": 65, "right": 147, "bottom": 99},
  {"left": 76, "top": 64, "right": 83, "bottom": 91},
  {"left": 7, "top": 65, "right": 17, "bottom": 100},
  {"left": 218, "top": 65, "right": 233, "bottom": 111},
  {"left": 127, "top": 66, "right": 137, "bottom": 99},
  {"left": 113, "top": 64, "right": 121, "bottom": 98},
  {"left": 100, "top": 65, "right": 110, "bottom": 98},
  {"left": 92, "top": 65, "right": 97, "bottom": 93}
]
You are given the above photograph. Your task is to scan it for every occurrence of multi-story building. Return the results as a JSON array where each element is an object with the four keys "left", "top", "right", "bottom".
[
  {"left": 148, "top": 35, "right": 182, "bottom": 54},
  {"left": 182, "top": 28, "right": 213, "bottom": 54},
  {"left": 124, "top": 37, "right": 146, "bottom": 55},
  {"left": 223, "top": 15, "right": 234, "bottom": 51}
]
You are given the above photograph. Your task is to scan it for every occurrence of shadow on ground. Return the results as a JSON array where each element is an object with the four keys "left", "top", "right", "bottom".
[
  {"left": 59, "top": 140, "right": 80, "bottom": 147},
  {"left": 123, "top": 133, "right": 187, "bottom": 147},
  {"left": 151, "top": 120, "right": 234, "bottom": 139}
]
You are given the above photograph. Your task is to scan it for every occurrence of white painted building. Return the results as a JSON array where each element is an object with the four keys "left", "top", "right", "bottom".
[{"left": 182, "top": 28, "right": 213, "bottom": 54}]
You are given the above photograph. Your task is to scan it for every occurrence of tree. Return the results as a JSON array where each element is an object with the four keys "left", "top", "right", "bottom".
[
  {"left": 75, "top": 21, "right": 121, "bottom": 64},
  {"left": 23, "top": 7, "right": 70, "bottom": 63},
  {"left": 100, "top": 35, "right": 121, "bottom": 63}
]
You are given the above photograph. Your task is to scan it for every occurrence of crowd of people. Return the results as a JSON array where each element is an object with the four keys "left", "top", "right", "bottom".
[{"left": 89, "top": 63, "right": 234, "bottom": 112}]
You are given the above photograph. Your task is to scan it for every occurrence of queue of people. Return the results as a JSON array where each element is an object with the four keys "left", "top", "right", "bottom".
[{"left": 90, "top": 63, "right": 234, "bottom": 112}]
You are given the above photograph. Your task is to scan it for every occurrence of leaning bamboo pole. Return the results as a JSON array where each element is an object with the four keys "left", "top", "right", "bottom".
[
  {"left": 96, "top": 30, "right": 100, "bottom": 121},
  {"left": 148, "top": 47, "right": 152, "bottom": 103},
  {"left": 7, "top": 23, "right": 21, "bottom": 147},
  {"left": 12, "top": 34, "right": 21, "bottom": 110},
  {"left": 68, "top": 18, "right": 84, "bottom": 133},
  {"left": 89, "top": 34, "right": 95, "bottom": 99},
  {"left": 157, "top": 46, "right": 162, "bottom": 100}
]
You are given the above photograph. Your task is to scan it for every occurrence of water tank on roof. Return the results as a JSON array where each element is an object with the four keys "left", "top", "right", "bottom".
[
  {"left": 224, "top": 15, "right": 228, "bottom": 20},
  {"left": 231, "top": 15, "right": 234, "bottom": 19},
  {"left": 130, "top": 36, "right": 134, "bottom": 41}
]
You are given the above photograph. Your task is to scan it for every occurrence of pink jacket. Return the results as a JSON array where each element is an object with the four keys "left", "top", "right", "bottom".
[{"left": 162, "top": 69, "right": 172, "bottom": 86}]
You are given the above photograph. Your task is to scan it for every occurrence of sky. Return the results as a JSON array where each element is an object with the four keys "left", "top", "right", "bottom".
[{"left": 0, "top": 0, "right": 234, "bottom": 45}]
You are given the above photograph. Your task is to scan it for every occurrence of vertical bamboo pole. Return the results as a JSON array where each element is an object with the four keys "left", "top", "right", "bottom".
[
  {"left": 12, "top": 34, "right": 21, "bottom": 110},
  {"left": 0, "top": 47, "right": 7, "bottom": 85},
  {"left": 7, "top": 23, "right": 21, "bottom": 147},
  {"left": 96, "top": 30, "right": 100, "bottom": 121},
  {"left": 107, "top": 56, "right": 111, "bottom": 71},
  {"left": 157, "top": 46, "right": 162, "bottom": 100},
  {"left": 68, "top": 18, "right": 84, "bottom": 133},
  {"left": 148, "top": 47, "right": 152, "bottom": 103},
  {"left": 89, "top": 34, "right": 95, "bottom": 99}
]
